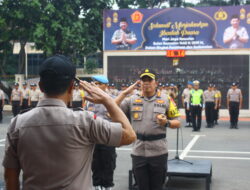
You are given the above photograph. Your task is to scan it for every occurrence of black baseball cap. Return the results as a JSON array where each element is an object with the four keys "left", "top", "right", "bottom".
[{"left": 39, "top": 55, "right": 76, "bottom": 82}]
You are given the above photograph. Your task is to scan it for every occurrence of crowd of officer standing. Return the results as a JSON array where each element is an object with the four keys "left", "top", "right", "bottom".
[{"left": 181, "top": 80, "right": 243, "bottom": 130}]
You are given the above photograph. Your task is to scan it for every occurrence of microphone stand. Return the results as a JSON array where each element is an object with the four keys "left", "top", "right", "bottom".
[{"left": 169, "top": 68, "right": 192, "bottom": 165}]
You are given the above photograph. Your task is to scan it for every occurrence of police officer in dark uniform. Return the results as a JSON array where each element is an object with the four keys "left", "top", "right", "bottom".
[
  {"left": 10, "top": 82, "right": 23, "bottom": 116},
  {"left": 85, "top": 75, "right": 117, "bottom": 190},
  {"left": 227, "top": 82, "right": 243, "bottom": 129},
  {"left": 116, "top": 69, "right": 181, "bottom": 190}
]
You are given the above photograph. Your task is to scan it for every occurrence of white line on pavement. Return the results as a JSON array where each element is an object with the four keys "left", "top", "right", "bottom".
[
  {"left": 179, "top": 135, "right": 200, "bottom": 159},
  {"left": 0, "top": 139, "right": 5, "bottom": 143},
  {"left": 186, "top": 155, "right": 250, "bottom": 160},
  {"left": 189, "top": 150, "right": 250, "bottom": 154}
]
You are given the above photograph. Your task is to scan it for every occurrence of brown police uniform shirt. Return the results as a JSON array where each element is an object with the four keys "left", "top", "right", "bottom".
[
  {"left": 121, "top": 92, "right": 180, "bottom": 157},
  {"left": 21, "top": 88, "right": 30, "bottom": 100},
  {"left": 2, "top": 98, "right": 122, "bottom": 190},
  {"left": 30, "top": 89, "right": 40, "bottom": 102},
  {"left": 203, "top": 90, "right": 216, "bottom": 103},
  {"left": 227, "top": 89, "right": 242, "bottom": 102},
  {"left": 72, "top": 89, "right": 82, "bottom": 102},
  {"left": 11, "top": 89, "right": 22, "bottom": 101}
]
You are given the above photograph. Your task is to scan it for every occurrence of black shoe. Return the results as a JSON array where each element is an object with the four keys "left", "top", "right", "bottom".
[
  {"left": 230, "top": 124, "right": 233, "bottom": 129},
  {"left": 214, "top": 121, "right": 218, "bottom": 125},
  {"left": 192, "top": 129, "right": 197, "bottom": 132},
  {"left": 235, "top": 125, "right": 239, "bottom": 129}
]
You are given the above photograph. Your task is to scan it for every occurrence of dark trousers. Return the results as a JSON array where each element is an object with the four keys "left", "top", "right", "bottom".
[
  {"left": 214, "top": 107, "right": 219, "bottom": 122},
  {"left": 72, "top": 101, "right": 82, "bottom": 108},
  {"left": 205, "top": 102, "right": 215, "bottom": 126},
  {"left": 31, "top": 101, "right": 38, "bottom": 108},
  {"left": 132, "top": 154, "right": 168, "bottom": 190},
  {"left": 12, "top": 101, "right": 20, "bottom": 116},
  {"left": 92, "top": 145, "right": 116, "bottom": 187},
  {"left": 22, "top": 99, "right": 29, "bottom": 110},
  {"left": 184, "top": 102, "right": 192, "bottom": 123},
  {"left": 0, "top": 102, "right": 3, "bottom": 122},
  {"left": 229, "top": 102, "right": 240, "bottom": 126},
  {"left": 191, "top": 105, "right": 202, "bottom": 131}
]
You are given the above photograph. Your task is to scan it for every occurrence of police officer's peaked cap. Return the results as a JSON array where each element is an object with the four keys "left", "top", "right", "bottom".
[
  {"left": 158, "top": 83, "right": 162, "bottom": 87},
  {"left": 208, "top": 84, "right": 213, "bottom": 87},
  {"left": 193, "top": 80, "right": 200, "bottom": 85},
  {"left": 22, "top": 82, "right": 27, "bottom": 85},
  {"left": 33, "top": 83, "right": 37, "bottom": 86},
  {"left": 39, "top": 55, "right": 76, "bottom": 81},
  {"left": 92, "top": 75, "right": 109, "bottom": 84},
  {"left": 74, "top": 82, "right": 79, "bottom": 87},
  {"left": 165, "top": 83, "right": 169, "bottom": 87},
  {"left": 14, "top": 82, "right": 19, "bottom": 86},
  {"left": 140, "top": 69, "right": 156, "bottom": 80},
  {"left": 232, "top": 82, "right": 237, "bottom": 86},
  {"left": 170, "top": 83, "right": 175, "bottom": 87},
  {"left": 213, "top": 84, "right": 216, "bottom": 87}
]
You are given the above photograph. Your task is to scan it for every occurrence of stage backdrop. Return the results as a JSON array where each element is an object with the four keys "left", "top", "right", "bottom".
[{"left": 104, "top": 5, "right": 250, "bottom": 50}]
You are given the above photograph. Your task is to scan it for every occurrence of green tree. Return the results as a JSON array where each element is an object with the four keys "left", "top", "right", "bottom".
[
  {"left": 0, "top": 0, "right": 41, "bottom": 74},
  {"left": 85, "top": 58, "right": 98, "bottom": 74}
]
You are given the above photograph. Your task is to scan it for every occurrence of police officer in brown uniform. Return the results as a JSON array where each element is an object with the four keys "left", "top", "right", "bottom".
[
  {"left": 10, "top": 83, "right": 23, "bottom": 117},
  {"left": 116, "top": 69, "right": 181, "bottom": 190},
  {"left": 2, "top": 55, "right": 136, "bottom": 190},
  {"left": 21, "top": 82, "right": 30, "bottom": 110},
  {"left": 86, "top": 75, "right": 117, "bottom": 190},
  {"left": 28, "top": 83, "right": 40, "bottom": 108},
  {"left": 71, "top": 83, "right": 84, "bottom": 108},
  {"left": 203, "top": 84, "right": 218, "bottom": 128},
  {"left": 227, "top": 82, "right": 243, "bottom": 129},
  {"left": 182, "top": 81, "right": 193, "bottom": 127}
]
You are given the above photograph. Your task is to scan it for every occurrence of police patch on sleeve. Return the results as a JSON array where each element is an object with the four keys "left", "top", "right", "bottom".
[{"left": 167, "top": 96, "right": 180, "bottom": 118}]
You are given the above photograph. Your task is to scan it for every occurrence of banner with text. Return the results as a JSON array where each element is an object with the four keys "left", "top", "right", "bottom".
[{"left": 103, "top": 5, "right": 250, "bottom": 50}]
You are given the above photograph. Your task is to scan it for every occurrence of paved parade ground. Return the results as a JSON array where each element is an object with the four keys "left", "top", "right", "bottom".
[{"left": 0, "top": 112, "right": 249, "bottom": 190}]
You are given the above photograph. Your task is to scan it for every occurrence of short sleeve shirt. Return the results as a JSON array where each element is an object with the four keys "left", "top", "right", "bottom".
[
  {"left": 223, "top": 26, "right": 249, "bottom": 48},
  {"left": 21, "top": 88, "right": 30, "bottom": 99},
  {"left": 0, "top": 89, "right": 4, "bottom": 99},
  {"left": 11, "top": 89, "right": 22, "bottom": 101},
  {"left": 30, "top": 89, "right": 40, "bottom": 101},
  {"left": 227, "top": 88, "right": 242, "bottom": 102},
  {"left": 182, "top": 88, "right": 191, "bottom": 103},
  {"left": 120, "top": 92, "right": 180, "bottom": 157},
  {"left": 72, "top": 89, "right": 82, "bottom": 101},
  {"left": 2, "top": 98, "right": 122, "bottom": 190}
]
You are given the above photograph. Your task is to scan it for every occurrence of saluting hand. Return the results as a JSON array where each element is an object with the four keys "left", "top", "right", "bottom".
[
  {"left": 122, "top": 80, "right": 140, "bottom": 96},
  {"left": 79, "top": 81, "right": 111, "bottom": 104}
]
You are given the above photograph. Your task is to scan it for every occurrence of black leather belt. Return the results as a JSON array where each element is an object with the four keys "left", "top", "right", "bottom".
[{"left": 136, "top": 133, "right": 166, "bottom": 141}]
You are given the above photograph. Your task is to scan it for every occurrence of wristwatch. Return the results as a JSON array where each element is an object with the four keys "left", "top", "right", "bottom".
[{"left": 165, "top": 120, "right": 171, "bottom": 128}]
